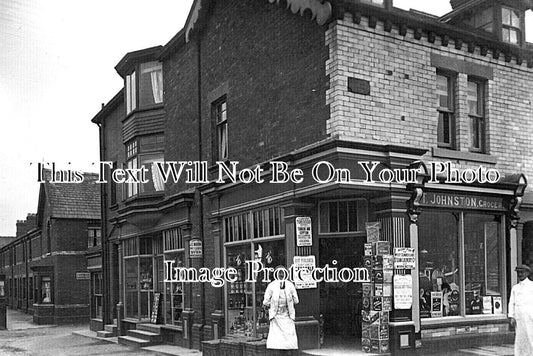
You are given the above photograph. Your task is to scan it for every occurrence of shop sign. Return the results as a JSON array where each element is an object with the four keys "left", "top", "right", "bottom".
[
  {"left": 393, "top": 274, "right": 412, "bottom": 310},
  {"left": 151, "top": 293, "right": 161, "bottom": 324},
  {"left": 293, "top": 255, "right": 317, "bottom": 289},
  {"left": 296, "top": 217, "right": 312, "bottom": 247},
  {"left": 75, "top": 272, "right": 90, "bottom": 280},
  {"left": 420, "top": 192, "right": 504, "bottom": 211},
  {"left": 189, "top": 239, "right": 203, "bottom": 258},
  {"left": 393, "top": 248, "right": 415, "bottom": 270}
]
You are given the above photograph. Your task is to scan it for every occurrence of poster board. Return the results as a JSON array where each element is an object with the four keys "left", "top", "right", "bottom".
[{"left": 151, "top": 292, "right": 161, "bottom": 324}]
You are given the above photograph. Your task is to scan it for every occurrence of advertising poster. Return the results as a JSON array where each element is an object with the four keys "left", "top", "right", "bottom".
[
  {"left": 393, "top": 274, "right": 413, "bottom": 310},
  {"left": 296, "top": 217, "right": 312, "bottom": 247},
  {"left": 293, "top": 255, "right": 317, "bottom": 289}
]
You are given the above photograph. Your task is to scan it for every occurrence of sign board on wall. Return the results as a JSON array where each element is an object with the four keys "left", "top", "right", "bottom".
[
  {"left": 293, "top": 255, "right": 317, "bottom": 289},
  {"left": 296, "top": 217, "right": 312, "bottom": 247},
  {"left": 393, "top": 274, "right": 413, "bottom": 310},
  {"left": 189, "top": 239, "right": 203, "bottom": 258},
  {"left": 76, "top": 272, "right": 90, "bottom": 280},
  {"left": 420, "top": 192, "right": 504, "bottom": 211}
]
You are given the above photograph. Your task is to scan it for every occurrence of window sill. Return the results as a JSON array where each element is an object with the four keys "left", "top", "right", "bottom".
[
  {"left": 432, "top": 148, "right": 497, "bottom": 164},
  {"left": 421, "top": 314, "right": 508, "bottom": 329}
]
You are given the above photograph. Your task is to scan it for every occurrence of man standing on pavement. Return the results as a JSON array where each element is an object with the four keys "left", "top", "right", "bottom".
[{"left": 508, "top": 264, "right": 533, "bottom": 356}]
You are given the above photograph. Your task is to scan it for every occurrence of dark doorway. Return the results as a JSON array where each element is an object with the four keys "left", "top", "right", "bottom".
[{"left": 319, "top": 236, "right": 364, "bottom": 344}]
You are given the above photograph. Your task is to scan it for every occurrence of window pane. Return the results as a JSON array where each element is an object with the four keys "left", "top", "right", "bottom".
[
  {"left": 467, "top": 81, "right": 479, "bottom": 116},
  {"left": 470, "top": 116, "right": 481, "bottom": 149},
  {"left": 140, "top": 153, "right": 165, "bottom": 193},
  {"left": 436, "top": 75, "right": 449, "bottom": 109},
  {"left": 339, "top": 201, "right": 348, "bottom": 232},
  {"left": 139, "top": 62, "right": 163, "bottom": 106},
  {"left": 509, "top": 29, "right": 518, "bottom": 44},
  {"left": 125, "top": 259, "right": 138, "bottom": 318},
  {"left": 329, "top": 202, "right": 338, "bottom": 232},
  {"left": 438, "top": 112, "right": 452, "bottom": 145},
  {"left": 502, "top": 7, "right": 511, "bottom": 25},
  {"left": 418, "top": 212, "right": 459, "bottom": 318},
  {"left": 464, "top": 214, "right": 502, "bottom": 315}
]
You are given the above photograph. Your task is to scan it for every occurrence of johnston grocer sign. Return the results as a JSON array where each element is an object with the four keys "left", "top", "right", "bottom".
[{"left": 420, "top": 192, "right": 504, "bottom": 211}]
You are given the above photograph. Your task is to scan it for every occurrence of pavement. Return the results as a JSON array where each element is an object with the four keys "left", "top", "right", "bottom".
[
  {"left": 0, "top": 307, "right": 201, "bottom": 356},
  {"left": 1, "top": 308, "right": 516, "bottom": 355}
]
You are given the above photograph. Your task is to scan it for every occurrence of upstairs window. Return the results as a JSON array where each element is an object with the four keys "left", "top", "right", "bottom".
[
  {"left": 436, "top": 72, "right": 456, "bottom": 149},
  {"left": 88, "top": 227, "right": 102, "bottom": 248},
  {"left": 501, "top": 7, "right": 521, "bottom": 44},
  {"left": 125, "top": 134, "right": 165, "bottom": 199},
  {"left": 126, "top": 61, "right": 163, "bottom": 115},
  {"left": 469, "top": 7, "right": 493, "bottom": 33},
  {"left": 467, "top": 79, "right": 486, "bottom": 152},
  {"left": 213, "top": 98, "right": 228, "bottom": 161}
]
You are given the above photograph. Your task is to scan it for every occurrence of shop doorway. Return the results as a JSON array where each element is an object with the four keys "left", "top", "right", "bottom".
[{"left": 319, "top": 236, "right": 365, "bottom": 345}]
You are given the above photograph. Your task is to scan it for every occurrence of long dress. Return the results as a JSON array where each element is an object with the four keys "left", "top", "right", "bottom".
[{"left": 266, "top": 287, "right": 298, "bottom": 350}]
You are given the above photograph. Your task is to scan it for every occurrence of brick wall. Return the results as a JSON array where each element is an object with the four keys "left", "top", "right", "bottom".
[
  {"left": 326, "top": 15, "right": 533, "bottom": 188},
  {"left": 198, "top": 0, "right": 329, "bottom": 167}
]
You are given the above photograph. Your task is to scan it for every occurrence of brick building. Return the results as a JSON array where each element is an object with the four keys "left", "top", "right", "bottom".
[
  {"left": 0, "top": 172, "right": 101, "bottom": 324},
  {"left": 91, "top": 0, "right": 533, "bottom": 354}
]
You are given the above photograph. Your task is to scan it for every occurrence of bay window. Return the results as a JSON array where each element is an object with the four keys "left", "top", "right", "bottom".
[{"left": 126, "top": 61, "right": 163, "bottom": 115}]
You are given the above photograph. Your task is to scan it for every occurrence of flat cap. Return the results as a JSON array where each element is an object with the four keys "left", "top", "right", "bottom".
[{"left": 515, "top": 264, "right": 531, "bottom": 272}]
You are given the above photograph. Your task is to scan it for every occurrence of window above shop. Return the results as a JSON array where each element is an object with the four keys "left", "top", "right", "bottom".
[
  {"left": 125, "top": 61, "right": 163, "bottom": 115},
  {"left": 224, "top": 206, "right": 283, "bottom": 243},
  {"left": 319, "top": 199, "right": 367, "bottom": 234},
  {"left": 124, "top": 134, "right": 165, "bottom": 199}
]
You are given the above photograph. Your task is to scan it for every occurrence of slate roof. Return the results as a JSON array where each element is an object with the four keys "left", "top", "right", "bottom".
[{"left": 43, "top": 171, "right": 101, "bottom": 220}]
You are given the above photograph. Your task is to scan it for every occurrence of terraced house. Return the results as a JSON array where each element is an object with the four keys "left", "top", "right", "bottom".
[
  {"left": 90, "top": 0, "right": 533, "bottom": 354},
  {"left": 0, "top": 172, "right": 100, "bottom": 324}
]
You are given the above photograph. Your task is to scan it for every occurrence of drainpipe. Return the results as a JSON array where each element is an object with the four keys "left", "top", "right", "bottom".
[
  {"left": 97, "top": 107, "right": 110, "bottom": 327},
  {"left": 197, "top": 32, "right": 206, "bottom": 328}
]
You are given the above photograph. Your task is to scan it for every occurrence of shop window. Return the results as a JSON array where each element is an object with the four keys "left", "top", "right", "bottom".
[
  {"left": 213, "top": 98, "right": 228, "bottom": 161},
  {"left": 123, "top": 235, "right": 160, "bottom": 321},
  {"left": 88, "top": 227, "right": 102, "bottom": 248},
  {"left": 501, "top": 7, "right": 521, "bottom": 44},
  {"left": 436, "top": 72, "right": 456, "bottom": 149},
  {"left": 163, "top": 228, "right": 185, "bottom": 326},
  {"left": 418, "top": 211, "right": 503, "bottom": 318},
  {"left": 124, "top": 135, "right": 165, "bottom": 199},
  {"left": 224, "top": 206, "right": 285, "bottom": 337},
  {"left": 41, "top": 276, "right": 52, "bottom": 303},
  {"left": 319, "top": 200, "right": 367, "bottom": 234},
  {"left": 126, "top": 61, "right": 163, "bottom": 115},
  {"left": 468, "top": 79, "right": 486, "bottom": 152}
]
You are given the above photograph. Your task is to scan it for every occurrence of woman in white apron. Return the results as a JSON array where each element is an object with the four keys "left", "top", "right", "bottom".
[{"left": 263, "top": 266, "right": 299, "bottom": 355}]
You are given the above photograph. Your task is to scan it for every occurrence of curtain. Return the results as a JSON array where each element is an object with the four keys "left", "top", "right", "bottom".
[
  {"left": 152, "top": 162, "right": 165, "bottom": 191},
  {"left": 150, "top": 70, "right": 163, "bottom": 104}
]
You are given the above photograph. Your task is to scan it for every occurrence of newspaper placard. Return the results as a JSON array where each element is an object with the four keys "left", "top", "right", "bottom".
[
  {"left": 293, "top": 255, "right": 317, "bottom": 289},
  {"left": 393, "top": 274, "right": 413, "bottom": 310},
  {"left": 365, "top": 222, "right": 381, "bottom": 243},
  {"left": 189, "top": 239, "right": 203, "bottom": 258},
  {"left": 393, "top": 248, "right": 415, "bottom": 270},
  {"left": 296, "top": 217, "right": 312, "bottom": 247}
]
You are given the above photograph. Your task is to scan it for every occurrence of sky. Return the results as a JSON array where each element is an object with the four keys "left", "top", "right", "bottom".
[{"left": 0, "top": 1, "right": 532, "bottom": 236}]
